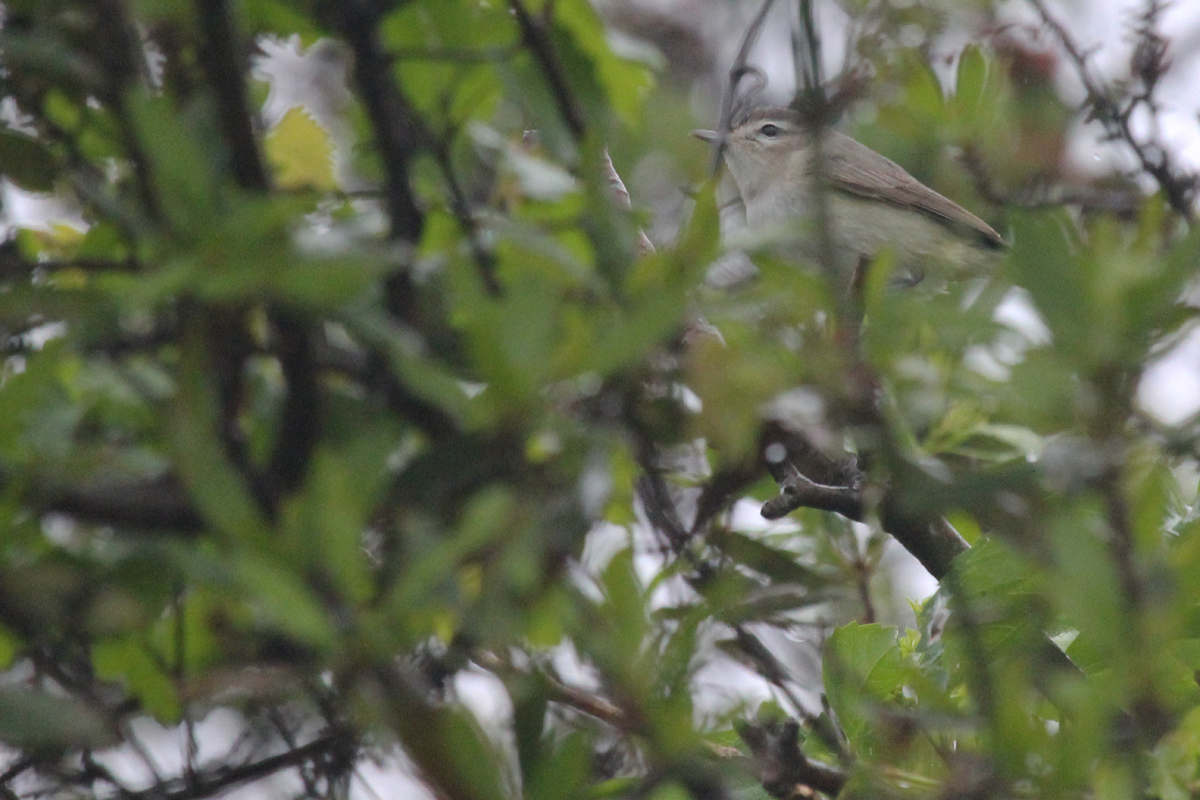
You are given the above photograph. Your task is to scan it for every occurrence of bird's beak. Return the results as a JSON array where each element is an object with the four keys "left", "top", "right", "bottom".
[{"left": 691, "top": 129, "right": 719, "bottom": 143}]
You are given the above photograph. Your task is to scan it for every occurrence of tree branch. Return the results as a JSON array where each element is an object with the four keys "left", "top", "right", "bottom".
[
  {"left": 760, "top": 466, "right": 864, "bottom": 522},
  {"left": 132, "top": 735, "right": 349, "bottom": 800},
  {"left": 194, "top": 0, "right": 269, "bottom": 192},
  {"left": 757, "top": 425, "right": 969, "bottom": 580},
  {"left": 268, "top": 311, "right": 320, "bottom": 495},
  {"left": 322, "top": 0, "right": 426, "bottom": 244},
  {"left": 738, "top": 719, "right": 846, "bottom": 798},
  {"left": 431, "top": 141, "right": 502, "bottom": 296},
  {"left": 94, "top": 0, "right": 165, "bottom": 224},
  {"left": 1027, "top": 0, "right": 1196, "bottom": 221},
  {"left": 29, "top": 475, "right": 204, "bottom": 532}
]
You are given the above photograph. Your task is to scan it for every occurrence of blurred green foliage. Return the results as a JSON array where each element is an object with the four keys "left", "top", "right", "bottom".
[{"left": 0, "top": 1, "right": 1197, "bottom": 799}]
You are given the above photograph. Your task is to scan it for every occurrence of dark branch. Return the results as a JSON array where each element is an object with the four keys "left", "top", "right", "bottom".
[
  {"left": 432, "top": 142, "right": 501, "bottom": 296},
  {"left": 879, "top": 514, "right": 969, "bottom": 584},
  {"left": 758, "top": 426, "right": 969, "bottom": 580},
  {"left": 635, "top": 471, "right": 690, "bottom": 552},
  {"left": 738, "top": 719, "right": 846, "bottom": 798},
  {"left": 760, "top": 468, "right": 864, "bottom": 521},
  {"left": 960, "top": 144, "right": 1140, "bottom": 216},
  {"left": 323, "top": 0, "right": 426, "bottom": 244},
  {"left": 133, "top": 735, "right": 350, "bottom": 800},
  {"left": 691, "top": 456, "right": 762, "bottom": 536},
  {"left": 790, "top": 0, "right": 822, "bottom": 95},
  {"left": 321, "top": 0, "right": 431, "bottom": 359},
  {"left": 0, "top": 246, "right": 139, "bottom": 281},
  {"left": 759, "top": 462, "right": 970, "bottom": 580},
  {"left": 30, "top": 475, "right": 204, "bottom": 532},
  {"left": 268, "top": 311, "right": 320, "bottom": 494},
  {"left": 93, "top": 0, "right": 165, "bottom": 224},
  {"left": 194, "top": 0, "right": 270, "bottom": 192}
]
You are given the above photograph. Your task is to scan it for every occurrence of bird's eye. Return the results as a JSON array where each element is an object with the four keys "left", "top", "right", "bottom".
[{"left": 759, "top": 124, "right": 780, "bottom": 138}]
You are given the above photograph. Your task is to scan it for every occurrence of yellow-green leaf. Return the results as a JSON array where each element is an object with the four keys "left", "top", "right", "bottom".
[{"left": 265, "top": 107, "right": 336, "bottom": 191}]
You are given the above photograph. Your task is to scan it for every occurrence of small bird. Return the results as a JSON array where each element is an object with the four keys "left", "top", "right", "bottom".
[{"left": 694, "top": 107, "right": 1005, "bottom": 287}]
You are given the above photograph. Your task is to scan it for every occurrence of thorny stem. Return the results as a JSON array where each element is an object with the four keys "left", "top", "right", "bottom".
[{"left": 1027, "top": 0, "right": 1196, "bottom": 222}]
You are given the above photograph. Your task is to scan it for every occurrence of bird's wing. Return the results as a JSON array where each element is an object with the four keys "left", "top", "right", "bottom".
[{"left": 823, "top": 131, "right": 1005, "bottom": 249}]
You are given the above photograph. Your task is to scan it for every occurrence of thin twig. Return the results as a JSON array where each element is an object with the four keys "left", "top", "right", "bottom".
[
  {"left": 960, "top": 144, "right": 1139, "bottom": 216},
  {"left": 1027, "top": 0, "right": 1196, "bottom": 221},
  {"left": 132, "top": 735, "right": 345, "bottom": 800},
  {"left": 432, "top": 142, "right": 502, "bottom": 295},
  {"left": 792, "top": 0, "right": 823, "bottom": 93},
  {"left": 712, "top": 0, "right": 778, "bottom": 172},
  {"left": 173, "top": 590, "right": 199, "bottom": 787}
]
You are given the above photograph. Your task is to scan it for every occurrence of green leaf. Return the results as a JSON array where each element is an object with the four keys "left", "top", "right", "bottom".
[
  {"left": 117, "top": 194, "right": 385, "bottom": 309},
  {"left": 0, "top": 339, "right": 83, "bottom": 467},
  {"left": 381, "top": 1, "right": 511, "bottom": 125},
  {"left": 337, "top": 304, "right": 474, "bottom": 426},
  {"left": 550, "top": 0, "right": 653, "bottom": 127},
  {"left": 93, "top": 635, "right": 181, "bottom": 721},
  {"left": 386, "top": 488, "right": 519, "bottom": 622},
  {"left": 663, "top": 178, "right": 720, "bottom": 282},
  {"left": 1150, "top": 705, "right": 1200, "bottom": 800},
  {"left": 0, "top": 689, "right": 113, "bottom": 748},
  {"left": 954, "top": 45, "right": 988, "bottom": 113},
  {"left": 1045, "top": 514, "right": 1127, "bottom": 676},
  {"left": 234, "top": 551, "right": 336, "bottom": 650},
  {"left": 242, "top": 1, "right": 325, "bottom": 43},
  {"left": 708, "top": 529, "right": 832, "bottom": 587},
  {"left": 128, "top": 92, "right": 223, "bottom": 232},
  {"left": 0, "top": 130, "right": 57, "bottom": 191},
  {"left": 395, "top": 700, "right": 510, "bottom": 800},
  {"left": 170, "top": 316, "right": 273, "bottom": 544},
  {"left": 1006, "top": 210, "right": 1088, "bottom": 356},
  {"left": 265, "top": 106, "right": 337, "bottom": 191},
  {"left": 645, "top": 783, "right": 691, "bottom": 800},
  {"left": 0, "top": 626, "right": 16, "bottom": 670},
  {"left": 1124, "top": 219, "right": 1200, "bottom": 347},
  {"left": 947, "top": 537, "right": 1053, "bottom": 667},
  {"left": 901, "top": 55, "right": 947, "bottom": 120},
  {"left": 524, "top": 731, "right": 592, "bottom": 800},
  {"left": 824, "top": 622, "right": 906, "bottom": 750},
  {"left": 1127, "top": 446, "right": 1183, "bottom": 551},
  {"left": 598, "top": 547, "right": 648, "bottom": 668},
  {"left": 453, "top": 271, "right": 561, "bottom": 410},
  {"left": 281, "top": 435, "right": 397, "bottom": 605}
]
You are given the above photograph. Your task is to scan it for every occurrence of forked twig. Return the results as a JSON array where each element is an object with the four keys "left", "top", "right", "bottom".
[
  {"left": 712, "top": 0, "right": 779, "bottom": 172},
  {"left": 1027, "top": 0, "right": 1196, "bottom": 221}
]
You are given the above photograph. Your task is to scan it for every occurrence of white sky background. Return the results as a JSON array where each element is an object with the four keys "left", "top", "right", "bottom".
[{"left": 6, "top": 1, "right": 1200, "bottom": 797}]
